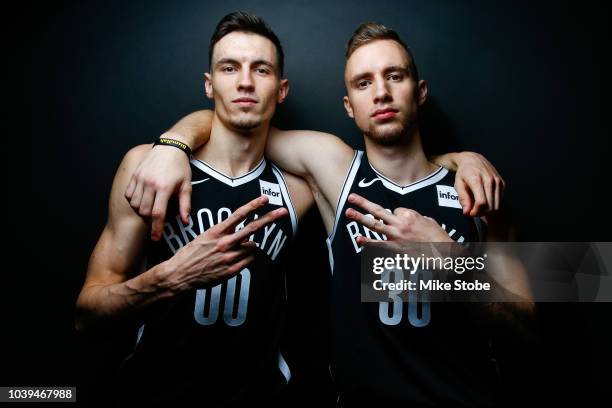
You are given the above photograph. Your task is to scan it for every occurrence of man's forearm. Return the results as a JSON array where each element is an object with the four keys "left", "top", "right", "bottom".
[
  {"left": 163, "top": 110, "right": 214, "bottom": 149},
  {"left": 75, "top": 262, "right": 174, "bottom": 332}
]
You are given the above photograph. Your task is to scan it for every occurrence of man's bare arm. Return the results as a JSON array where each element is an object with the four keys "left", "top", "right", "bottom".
[
  {"left": 76, "top": 145, "right": 287, "bottom": 332},
  {"left": 125, "top": 110, "right": 214, "bottom": 239},
  {"left": 76, "top": 145, "right": 165, "bottom": 332},
  {"left": 126, "top": 109, "right": 506, "bottom": 238},
  {"left": 126, "top": 110, "right": 354, "bottom": 236},
  {"left": 160, "top": 110, "right": 214, "bottom": 150}
]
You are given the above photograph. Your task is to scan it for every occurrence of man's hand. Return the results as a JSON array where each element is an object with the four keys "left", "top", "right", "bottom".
[
  {"left": 345, "top": 193, "right": 453, "bottom": 245},
  {"left": 125, "top": 144, "right": 193, "bottom": 241},
  {"left": 453, "top": 152, "right": 505, "bottom": 216},
  {"left": 157, "top": 196, "right": 287, "bottom": 294}
]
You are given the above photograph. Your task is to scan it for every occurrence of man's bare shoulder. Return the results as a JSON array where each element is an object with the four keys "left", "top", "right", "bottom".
[
  {"left": 278, "top": 169, "right": 314, "bottom": 219},
  {"left": 271, "top": 128, "right": 354, "bottom": 161},
  {"left": 270, "top": 128, "right": 336, "bottom": 138}
]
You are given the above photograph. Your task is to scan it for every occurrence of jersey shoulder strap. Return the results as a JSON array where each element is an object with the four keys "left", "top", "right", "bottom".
[{"left": 328, "top": 150, "right": 363, "bottom": 243}]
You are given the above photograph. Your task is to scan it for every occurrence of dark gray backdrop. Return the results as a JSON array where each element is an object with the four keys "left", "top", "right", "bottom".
[{"left": 22, "top": 0, "right": 609, "bottom": 406}]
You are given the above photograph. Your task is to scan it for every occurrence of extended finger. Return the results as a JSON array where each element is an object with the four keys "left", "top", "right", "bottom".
[
  {"left": 347, "top": 193, "right": 395, "bottom": 224},
  {"left": 227, "top": 207, "right": 288, "bottom": 245},
  {"left": 492, "top": 179, "right": 499, "bottom": 211},
  {"left": 496, "top": 177, "right": 506, "bottom": 211},
  {"left": 454, "top": 179, "right": 473, "bottom": 216},
  {"left": 215, "top": 196, "right": 269, "bottom": 234},
  {"left": 345, "top": 207, "right": 391, "bottom": 236},
  {"left": 178, "top": 181, "right": 193, "bottom": 224},
  {"left": 356, "top": 235, "right": 380, "bottom": 246},
  {"left": 139, "top": 185, "right": 156, "bottom": 218},
  {"left": 467, "top": 177, "right": 488, "bottom": 216},
  {"left": 151, "top": 190, "right": 171, "bottom": 241},
  {"left": 483, "top": 177, "right": 494, "bottom": 214},
  {"left": 240, "top": 240, "right": 258, "bottom": 249}
]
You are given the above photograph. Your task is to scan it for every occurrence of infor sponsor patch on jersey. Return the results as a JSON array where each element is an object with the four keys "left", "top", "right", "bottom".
[
  {"left": 259, "top": 180, "right": 283, "bottom": 206},
  {"left": 436, "top": 185, "right": 462, "bottom": 209}
]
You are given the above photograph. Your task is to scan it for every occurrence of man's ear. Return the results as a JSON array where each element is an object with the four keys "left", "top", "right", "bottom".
[
  {"left": 343, "top": 95, "right": 354, "bottom": 118},
  {"left": 417, "top": 79, "right": 428, "bottom": 106},
  {"left": 204, "top": 73, "right": 213, "bottom": 99},
  {"left": 277, "top": 78, "right": 289, "bottom": 104}
]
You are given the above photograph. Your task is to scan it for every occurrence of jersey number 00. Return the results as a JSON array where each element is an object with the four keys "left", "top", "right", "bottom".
[{"left": 194, "top": 268, "right": 251, "bottom": 327}]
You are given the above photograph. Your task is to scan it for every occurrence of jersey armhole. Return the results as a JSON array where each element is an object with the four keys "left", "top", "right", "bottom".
[{"left": 271, "top": 164, "right": 299, "bottom": 237}]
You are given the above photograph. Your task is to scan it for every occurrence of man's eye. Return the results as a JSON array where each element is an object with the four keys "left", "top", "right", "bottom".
[
  {"left": 388, "top": 74, "right": 402, "bottom": 81},
  {"left": 358, "top": 80, "right": 370, "bottom": 89},
  {"left": 222, "top": 66, "right": 235, "bottom": 73},
  {"left": 255, "top": 68, "right": 270, "bottom": 75}
]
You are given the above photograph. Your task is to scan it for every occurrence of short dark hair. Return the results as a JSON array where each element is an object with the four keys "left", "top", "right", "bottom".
[
  {"left": 209, "top": 11, "right": 284, "bottom": 76},
  {"left": 345, "top": 22, "right": 419, "bottom": 82}
]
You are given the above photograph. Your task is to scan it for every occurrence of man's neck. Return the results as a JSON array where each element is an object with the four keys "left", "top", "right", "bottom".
[
  {"left": 364, "top": 130, "right": 438, "bottom": 186},
  {"left": 195, "top": 113, "right": 268, "bottom": 177}
]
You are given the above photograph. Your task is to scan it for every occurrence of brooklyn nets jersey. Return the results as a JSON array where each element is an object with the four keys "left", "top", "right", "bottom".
[
  {"left": 328, "top": 151, "right": 499, "bottom": 407},
  {"left": 119, "top": 158, "right": 297, "bottom": 407}
]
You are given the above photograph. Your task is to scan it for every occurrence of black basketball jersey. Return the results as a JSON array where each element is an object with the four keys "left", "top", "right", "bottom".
[
  {"left": 328, "top": 151, "right": 499, "bottom": 407},
  {"left": 119, "top": 158, "right": 297, "bottom": 407}
]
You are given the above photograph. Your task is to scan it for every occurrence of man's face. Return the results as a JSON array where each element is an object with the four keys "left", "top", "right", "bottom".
[
  {"left": 206, "top": 31, "right": 288, "bottom": 132},
  {"left": 343, "top": 39, "right": 426, "bottom": 145}
]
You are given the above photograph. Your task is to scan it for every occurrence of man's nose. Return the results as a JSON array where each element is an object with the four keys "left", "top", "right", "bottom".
[
  {"left": 238, "top": 68, "right": 255, "bottom": 92},
  {"left": 373, "top": 77, "right": 392, "bottom": 104}
]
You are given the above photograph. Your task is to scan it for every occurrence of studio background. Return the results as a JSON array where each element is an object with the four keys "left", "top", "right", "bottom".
[{"left": 22, "top": 0, "right": 609, "bottom": 406}]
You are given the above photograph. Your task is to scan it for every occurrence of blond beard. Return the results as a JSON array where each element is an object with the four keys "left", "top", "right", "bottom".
[{"left": 364, "top": 112, "right": 419, "bottom": 146}]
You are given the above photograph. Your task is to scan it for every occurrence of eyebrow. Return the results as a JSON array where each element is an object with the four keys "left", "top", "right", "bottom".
[
  {"left": 383, "top": 65, "right": 410, "bottom": 75},
  {"left": 349, "top": 65, "right": 410, "bottom": 85},
  {"left": 215, "top": 58, "right": 239, "bottom": 67},
  {"left": 252, "top": 59, "right": 275, "bottom": 69},
  {"left": 349, "top": 72, "right": 371, "bottom": 86},
  {"left": 215, "top": 58, "right": 276, "bottom": 70}
]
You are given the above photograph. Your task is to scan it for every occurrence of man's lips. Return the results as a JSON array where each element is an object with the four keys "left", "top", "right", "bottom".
[
  {"left": 233, "top": 97, "right": 258, "bottom": 106},
  {"left": 371, "top": 108, "right": 398, "bottom": 120}
]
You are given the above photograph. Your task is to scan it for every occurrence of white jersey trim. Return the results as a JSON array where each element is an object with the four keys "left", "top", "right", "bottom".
[
  {"left": 270, "top": 164, "right": 298, "bottom": 237},
  {"left": 326, "top": 237, "right": 335, "bottom": 274},
  {"left": 191, "top": 177, "right": 210, "bottom": 185},
  {"left": 328, "top": 150, "right": 363, "bottom": 243},
  {"left": 368, "top": 161, "right": 448, "bottom": 195},
  {"left": 135, "top": 323, "right": 145, "bottom": 348},
  {"left": 191, "top": 157, "right": 266, "bottom": 187},
  {"left": 278, "top": 350, "right": 291, "bottom": 383}
]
